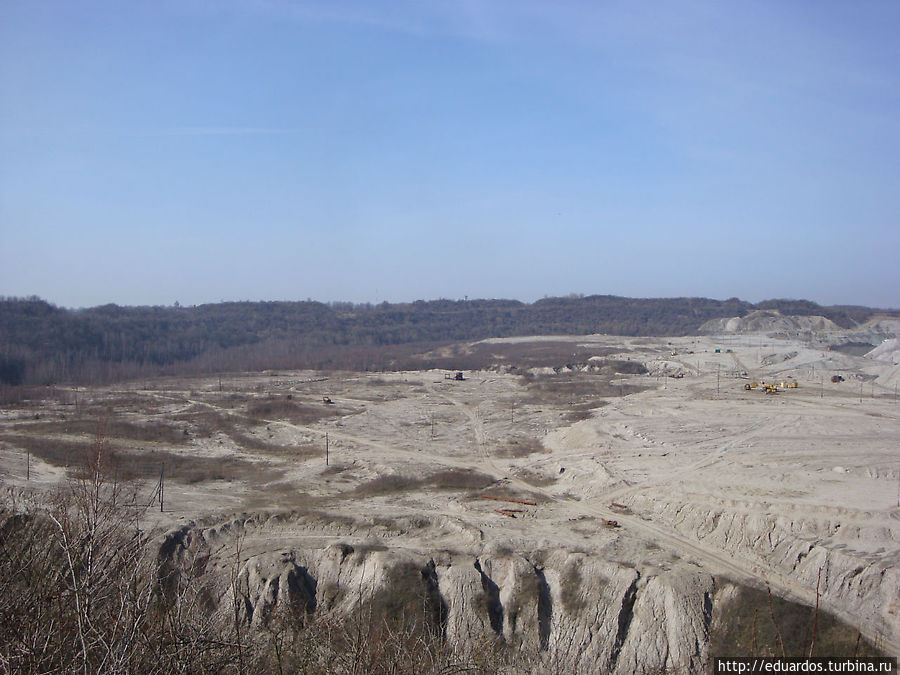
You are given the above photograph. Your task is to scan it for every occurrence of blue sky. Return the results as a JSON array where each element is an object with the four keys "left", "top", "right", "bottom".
[{"left": 1, "top": 1, "right": 898, "bottom": 309}]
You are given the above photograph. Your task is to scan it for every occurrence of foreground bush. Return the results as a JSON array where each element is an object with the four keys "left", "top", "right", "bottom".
[{"left": 0, "top": 439, "right": 520, "bottom": 674}]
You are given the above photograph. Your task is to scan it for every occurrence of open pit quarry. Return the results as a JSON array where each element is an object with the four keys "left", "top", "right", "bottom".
[{"left": 2, "top": 313, "right": 899, "bottom": 672}]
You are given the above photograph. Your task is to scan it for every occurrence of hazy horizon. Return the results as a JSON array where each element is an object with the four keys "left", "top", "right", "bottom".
[
  {"left": 2, "top": 2, "right": 898, "bottom": 309},
  {"left": 7, "top": 291, "right": 899, "bottom": 314}
]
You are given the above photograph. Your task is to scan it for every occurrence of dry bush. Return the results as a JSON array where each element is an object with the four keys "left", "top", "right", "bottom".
[
  {"left": 522, "top": 373, "right": 646, "bottom": 405},
  {"left": 565, "top": 401, "right": 609, "bottom": 422},
  {"left": 321, "top": 462, "right": 352, "bottom": 476},
  {"left": 4, "top": 431, "right": 277, "bottom": 486},
  {"left": 0, "top": 385, "right": 77, "bottom": 407},
  {"left": 240, "top": 486, "right": 321, "bottom": 512},
  {"left": 513, "top": 468, "right": 557, "bottom": 487},
  {"left": 168, "top": 408, "right": 247, "bottom": 438},
  {"left": 303, "top": 510, "right": 358, "bottom": 529},
  {"left": 427, "top": 469, "right": 495, "bottom": 491},
  {"left": 352, "top": 474, "right": 425, "bottom": 496},
  {"left": 351, "top": 469, "right": 494, "bottom": 497},
  {"left": 226, "top": 429, "right": 320, "bottom": 459},
  {"left": 3, "top": 443, "right": 881, "bottom": 675},
  {"left": 708, "top": 581, "right": 886, "bottom": 658},
  {"left": 559, "top": 564, "right": 590, "bottom": 613},
  {"left": 496, "top": 436, "right": 547, "bottom": 458},
  {"left": 3, "top": 483, "right": 523, "bottom": 675},
  {"left": 479, "top": 487, "right": 550, "bottom": 505},
  {"left": 0, "top": 435, "right": 244, "bottom": 673},
  {"left": 405, "top": 341, "right": 625, "bottom": 373},
  {"left": 246, "top": 397, "right": 344, "bottom": 424},
  {"left": 18, "top": 418, "right": 189, "bottom": 445},
  {"left": 3, "top": 433, "right": 96, "bottom": 468},
  {"left": 366, "top": 377, "right": 425, "bottom": 387},
  {"left": 504, "top": 569, "right": 543, "bottom": 634},
  {"left": 597, "top": 359, "right": 649, "bottom": 375}
]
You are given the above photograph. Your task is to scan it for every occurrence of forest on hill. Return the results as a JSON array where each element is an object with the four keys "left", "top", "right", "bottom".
[{"left": 0, "top": 294, "right": 894, "bottom": 388}]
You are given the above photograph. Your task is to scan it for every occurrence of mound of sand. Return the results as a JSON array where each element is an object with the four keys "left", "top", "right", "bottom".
[
  {"left": 866, "top": 318, "right": 900, "bottom": 336},
  {"left": 700, "top": 310, "right": 842, "bottom": 335},
  {"left": 865, "top": 338, "right": 900, "bottom": 365},
  {"left": 875, "top": 364, "right": 900, "bottom": 388}
]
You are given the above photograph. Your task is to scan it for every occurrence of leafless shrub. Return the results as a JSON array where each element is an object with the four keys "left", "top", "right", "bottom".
[
  {"left": 0, "top": 432, "right": 192, "bottom": 673},
  {"left": 241, "top": 484, "right": 322, "bottom": 512},
  {"left": 478, "top": 487, "right": 550, "bottom": 504},
  {"left": 371, "top": 516, "right": 399, "bottom": 530},
  {"left": 352, "top": 474, "right": 425, "bottom": 496},
  {"left": 8, "top": 433, "right": 278, "bottom": 486},
  {"left": 559, "top": 564, "right": 590, "bottom": 613},
  {"left": 523, "top": 373, "right": 647, "bottom": 405},
  {"left": 304, "top": 510, "right": 357, "bottom": 529},
  {"left": 708, "top": 580, "right": 886, "bottom": 657},
  {"left": 351, "top": 469, "right": 494, "bottom": 497},
  {"left": 427, "top": 469, "right": 495, "bottom": 490},
  {"left": 514, "top": 468, "right": 557, "bottom": 487},
  {"left": 4, "top": 463, "right": 880, "bottom": 675},
  {"left": 321, "top": 462, "right": 352, "bottom": 476},
  {"left": 496, "top": 436, "right": 547, "bottom": 458},
  {"left": 404, "top": 341, "right": 626, "bottom": 373},
  {"left": 3, "top": 433, "right": 97, "bottom": 469},
  {"left": 18, "top": 417, "right": 189, "bottom": 445},
  {"left": 565, "top": 401, "right": 608, "bottom": 422},
  {"left": 246, "top": 397, "right": 344, "bottom": 424}
]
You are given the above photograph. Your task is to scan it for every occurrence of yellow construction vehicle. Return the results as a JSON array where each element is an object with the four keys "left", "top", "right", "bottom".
[{"left": 764, "top": 384, "right": 778, "bottom": 394}]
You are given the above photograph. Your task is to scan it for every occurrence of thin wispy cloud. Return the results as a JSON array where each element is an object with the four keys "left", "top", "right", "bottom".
[{"left": 144, "top": 126, "right": 302, "bottom": 137}]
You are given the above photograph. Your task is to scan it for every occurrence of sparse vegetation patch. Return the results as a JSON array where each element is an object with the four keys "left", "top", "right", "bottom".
[
  {"left": 246, "top": 397, "right": 345, "bottom": 424},
  {"left": 709, "top": 581, "right": 886, "bottom": 658},
  {"left": 351, "top": 469, "right": 495, "bottom": 497},
  {"left": 496, "top": 436, "right": 547, "bottom": 458}
]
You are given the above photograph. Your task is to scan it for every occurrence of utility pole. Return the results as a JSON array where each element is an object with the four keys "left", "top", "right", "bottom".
[
  {"left": 26, "top": 448, "right": 30, "bottom": 481},
  {"left": 431, "top": 414, "right": 435, "bottom": 440},
  {"left": 325, "top": 432, "right": 329, "bottom": 466},
  {"left": 717, "top": 364, "right": 720, "bottom": 397},
  {"left": 159, "top": 463, "right": 165, "bottom": 513}
]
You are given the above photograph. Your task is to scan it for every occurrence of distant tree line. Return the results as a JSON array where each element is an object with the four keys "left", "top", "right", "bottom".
[{"left": 0, "top": 294, "right": 895, "bottom": 387}]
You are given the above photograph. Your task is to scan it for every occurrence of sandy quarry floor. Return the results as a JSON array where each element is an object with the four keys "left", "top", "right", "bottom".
[{"left": 2, "top": 330, "right": 899, "bottom": 653}]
